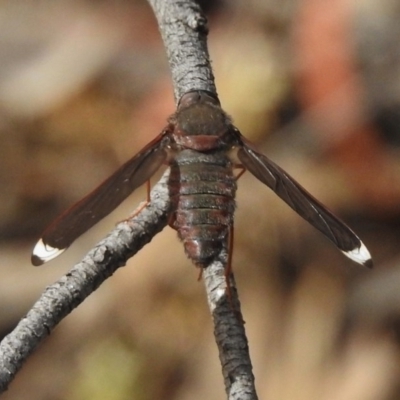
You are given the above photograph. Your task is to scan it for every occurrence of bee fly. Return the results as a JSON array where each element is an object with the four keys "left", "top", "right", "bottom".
[{"left": 32, "top": 90, "right": 372, "bottom": 269}]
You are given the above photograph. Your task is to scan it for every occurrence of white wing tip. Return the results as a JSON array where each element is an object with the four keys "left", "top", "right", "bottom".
[
  {"left": 342, "top": 242, "right": 373, "bottom": 268},
  {"left": 31, "top": 239, "right": 66, "bottom": 266}
]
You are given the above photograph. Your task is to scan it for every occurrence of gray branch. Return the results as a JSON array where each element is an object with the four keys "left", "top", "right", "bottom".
[
  {"left": 148, "top": 0, "right": 217, "bottom": 101},
  {"left": 0, "top": 1, "right": 257, "bottom": 398},
  {"left": 0, "top": 173, "right": 170, "bottom": 392},
  {"left": 204, "top": 263, "right": 258, "bottom": 400},
  {"left": 149, "top": 2, "right": 257, "bottom": 397}
]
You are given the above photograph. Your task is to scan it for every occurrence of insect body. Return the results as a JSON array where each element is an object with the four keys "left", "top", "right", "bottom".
[
  {"left": 32, "top": 91, "right": 372, "bottom": 268},
  {"left": 169, "top": 150, "right": 236, "bottom": 266}
]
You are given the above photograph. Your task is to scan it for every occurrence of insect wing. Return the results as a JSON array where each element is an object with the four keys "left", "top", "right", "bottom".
[
  {"left": 237, "top": 143, "right": 372, "bottom": 267},
  {"left": 32, "top": 134, "right": 169, "bottom": 266}
]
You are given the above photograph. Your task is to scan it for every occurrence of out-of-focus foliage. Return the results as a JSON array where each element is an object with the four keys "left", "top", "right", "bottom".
[{"left": 1, "top": 0, "right": 400, "bottom": 399}]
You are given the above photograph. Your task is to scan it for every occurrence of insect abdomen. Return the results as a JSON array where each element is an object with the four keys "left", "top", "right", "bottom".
[{"left": 169, "top": 150, "right": 236, "bottom": 267}]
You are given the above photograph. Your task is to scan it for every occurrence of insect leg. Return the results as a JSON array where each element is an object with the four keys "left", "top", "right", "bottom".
[
  {"left": 145, "top": 179, "right": 151, "bottom": 202},
  {"left": 121, "top": 180, "right": 152, "bottom": 223},
  {"left": 235, "top": 167, "right": 246, "bottom": 181},
  {"left": 197, "top": 267, "right": 204, "bottom": 281}
]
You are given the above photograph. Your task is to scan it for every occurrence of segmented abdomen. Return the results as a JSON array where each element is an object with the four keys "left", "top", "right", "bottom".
[{"left": 169, "top": 150, "right": 236, "bottom": 267}]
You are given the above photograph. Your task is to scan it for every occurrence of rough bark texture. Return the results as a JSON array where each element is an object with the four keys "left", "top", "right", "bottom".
[
  {"left": 148, "top": 0, "right": 217, "bottom": 102},
  {"left": 0, "top": 174, "right": 170, "bottom": 392},
  {"left": 204, "top": 262, "right": 258, "bottom": 400}
]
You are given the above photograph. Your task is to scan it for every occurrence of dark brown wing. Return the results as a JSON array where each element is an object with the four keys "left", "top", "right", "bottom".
[
  {"left": 32, "top": 133, "right": 170, "bottom": 266},
  {"left": 237, "top": 141, "right": 372, "bottom": 267}
]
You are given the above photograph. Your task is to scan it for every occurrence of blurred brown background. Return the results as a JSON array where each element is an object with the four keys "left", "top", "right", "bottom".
[{"left": 1, "top": 0, "right": 400, "bottom": 399}]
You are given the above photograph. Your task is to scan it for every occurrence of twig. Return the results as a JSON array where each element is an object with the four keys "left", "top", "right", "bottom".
[
  {"left": 149, "top": 1, "right": 257, "bottom": 398},
  {"left": 147, "top": 0, "right": 217, "bottom": 101},
  {"left": 204, "top": 263, "right": 258, "bottom": 399},
  {"left": 0, "top": 174, "right": 170, "bottom": 392}
]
